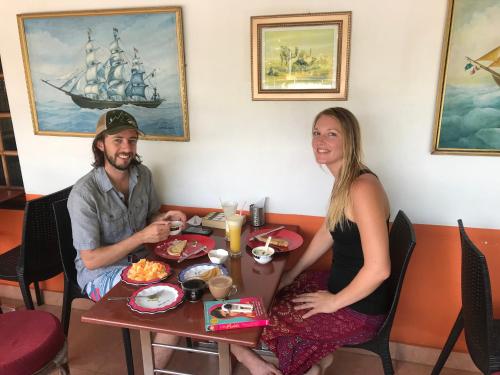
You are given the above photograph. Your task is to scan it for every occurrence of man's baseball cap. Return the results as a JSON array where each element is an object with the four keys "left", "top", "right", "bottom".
[{"left": 95, "top": 109, "right": 144, "bottom": 136}]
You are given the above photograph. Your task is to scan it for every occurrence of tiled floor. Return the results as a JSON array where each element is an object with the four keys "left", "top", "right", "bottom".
[{"left": 5, "top": 301, "right": 479, "bottom": 375}]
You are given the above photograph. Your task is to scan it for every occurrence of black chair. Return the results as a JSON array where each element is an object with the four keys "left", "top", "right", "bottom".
[
  {"left": 52, "top": 198, "right": 135, "bottom": 375},
  {"left": 344, "top": 210, "right": 417, "bottom": 375},
  {"left": 0, "top": 186, "right": 72, "bottom": 309},
  {"left": 432, "top": 221, "right": 500, "bottom": 375},
  {"left": 458, "top": 220, "right": 500, "bottom": 374}
]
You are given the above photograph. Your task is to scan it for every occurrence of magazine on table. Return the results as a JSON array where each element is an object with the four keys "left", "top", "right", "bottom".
[{"left": 204, "top": 296, "right": 269, "bottom": 331}]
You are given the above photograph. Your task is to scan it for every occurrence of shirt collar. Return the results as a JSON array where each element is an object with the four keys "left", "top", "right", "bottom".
[{"left": 95, "top": 165, "right": 138, "bottom": 193}]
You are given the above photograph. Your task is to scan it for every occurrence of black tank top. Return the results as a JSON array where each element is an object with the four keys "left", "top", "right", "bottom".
[{"left": 328, "top": 220, "right": 389, "bottom": 315}]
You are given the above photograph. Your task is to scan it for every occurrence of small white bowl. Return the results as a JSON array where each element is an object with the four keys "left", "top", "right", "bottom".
[
  {"left": 169, "top": 220, "right": 183, "bottom": 235},
  {"left": 252, "top": 246, "right": 275, "bottom": 264},
  {"left": 208, "top": 249, "right": 229, "bottom": 264}
]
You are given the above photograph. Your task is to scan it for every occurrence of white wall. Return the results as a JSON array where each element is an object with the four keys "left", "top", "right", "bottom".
[{"left": 1, "top": 0, "right": 499, "bottom": 229}]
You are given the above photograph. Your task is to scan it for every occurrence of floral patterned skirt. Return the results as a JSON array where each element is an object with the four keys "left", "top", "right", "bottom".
[{"left": 261, "top": 271, "right": 385, "bottom": 375}]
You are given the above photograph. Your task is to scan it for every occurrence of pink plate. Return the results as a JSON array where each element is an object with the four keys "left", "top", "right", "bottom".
[
  {"left": 154, "top": 234, "right": 216, "bottom": 260},
  {"left": 127, "top": 283, "right": 184, "bottom": 314},
  {"left": 246, "top": 228, "right": 304, "bottom": 252},
  {"left": 120, "top": 261, "right": 171, "bottom": 286}
]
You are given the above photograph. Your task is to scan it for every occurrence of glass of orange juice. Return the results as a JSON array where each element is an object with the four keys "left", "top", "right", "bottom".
[
  {"left": 221, "top": 201, "right": 238, "bottom": 240},
  {"left": 227, "top": 214, "right": 244, "bottom": 257}
]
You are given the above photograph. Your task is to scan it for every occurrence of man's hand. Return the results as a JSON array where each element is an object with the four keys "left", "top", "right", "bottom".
[
  {"left": 152, "top": 210, "right": 187, "bottom": 225},
  {"left": 140, "top": 221, "right": 171, "bottom": 243},
  {"left": 293, "top": 290, "right": 339, "bottom": 319}
]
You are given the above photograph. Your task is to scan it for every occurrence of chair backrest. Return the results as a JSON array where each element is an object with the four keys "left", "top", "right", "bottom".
[
  {"left": 377, "top": 210, "right": 417, "bottom": 335},
  {"left": 458, "top": 219, "right": 493, "bottom": 374},
  {"left": 17, "top": 186, "right": 73, "bottom": 283},
  {"left": 52, "top": 198, "right": 79, "bottom": 287}
]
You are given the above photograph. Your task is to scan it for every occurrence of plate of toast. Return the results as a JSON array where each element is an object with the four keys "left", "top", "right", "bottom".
[
  {"left": 246, "top": 228, "right": 303, "bottom": 253},
  {"left": 154, "top": 234, "right": 216, "bottom": 260}
]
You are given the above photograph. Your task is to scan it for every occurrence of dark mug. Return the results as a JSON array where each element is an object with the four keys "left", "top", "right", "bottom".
[{"left": 182, "top": 278, "right": 206, "bottom": 302}]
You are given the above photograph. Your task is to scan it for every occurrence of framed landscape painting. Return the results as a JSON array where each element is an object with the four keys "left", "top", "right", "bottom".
[
  {"left": 18, "top": 7, "right": 189, "bottom": 141},
  {"left": 251, "top": 12, "right": 351, "bottom": 100},
  {"left": 432, "top": 0, "right": 500, "bottom": 155}
]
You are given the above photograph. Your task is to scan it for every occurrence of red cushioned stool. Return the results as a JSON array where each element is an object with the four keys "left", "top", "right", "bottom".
[{"left": 0, "top": 310, "right": 69, "bottom": 375}]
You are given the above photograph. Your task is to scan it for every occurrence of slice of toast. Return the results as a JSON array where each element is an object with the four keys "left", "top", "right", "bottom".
[
  {"left": 167, "top": 239, "right": 187, "bottom": 256},
  {"left": 255, "top": 235, "right": 288, "bottom": 248}
]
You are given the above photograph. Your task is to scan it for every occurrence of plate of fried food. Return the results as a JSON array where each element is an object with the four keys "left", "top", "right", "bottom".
[
  {"left": 246, "top": 228, "right": 304, "bottom": 253},
  {"left": 178, "top": 263, "right": 228, "bottom": 284},
  {"left": 154, "top": 234, "right": 216, "bottom": 260},
  {"left": 121, "top": 259, "right": 172, "bottom": 286}
]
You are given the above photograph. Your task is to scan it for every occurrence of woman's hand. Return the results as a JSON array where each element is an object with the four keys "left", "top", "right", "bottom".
[{"left": 293, "top": 290, "right": 339, "bottom": 319}]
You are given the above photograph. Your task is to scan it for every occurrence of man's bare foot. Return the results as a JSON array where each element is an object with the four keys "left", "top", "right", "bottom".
[
  {"left": 153, "top": 333, "right": 179, "bottom": 369},
  {"left": 231, "top": 344, "right": 282, "bottom": 375}
]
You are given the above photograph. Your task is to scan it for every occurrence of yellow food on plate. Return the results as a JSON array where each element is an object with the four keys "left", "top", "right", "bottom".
[
  {"left": 255, "top": 235, "right": 289, "bottom": 248},
  {"left": 127, "top": 259, "right": 168, "bottom": 281},
  {"left": 166, "top": 239, "right": 187, "bottom": 256},
  {"left": 193, "top": 267, "right": 221, "bottom": 282}
]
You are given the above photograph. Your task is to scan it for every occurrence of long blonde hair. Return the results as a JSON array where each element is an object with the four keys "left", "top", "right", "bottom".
[{"left": 313, "top": 108, "right": 364, "bottom": 231}]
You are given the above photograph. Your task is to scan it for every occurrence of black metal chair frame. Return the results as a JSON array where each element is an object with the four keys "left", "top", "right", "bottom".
[
  {"left": 432, "top": 220, "right": 500, "bottom": 374},
  {"left": 0, "top": 186, "right": 72, "bottom": 309},
  {"left": 344, "top": 210, "right": 417, "bottom": 375},
  {"left": 52, "top": 197, "right": 134, "bottom": 375}
]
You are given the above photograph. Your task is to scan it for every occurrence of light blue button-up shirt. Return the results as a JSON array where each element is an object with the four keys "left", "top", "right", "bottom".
[{"left": 68, "top": 164, "right": 160, "bottom": 290}]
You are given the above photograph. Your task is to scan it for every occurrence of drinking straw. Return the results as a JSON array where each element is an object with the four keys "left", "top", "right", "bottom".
[{"left": 239, "top": 201, "right": 246, "bottom": 216}]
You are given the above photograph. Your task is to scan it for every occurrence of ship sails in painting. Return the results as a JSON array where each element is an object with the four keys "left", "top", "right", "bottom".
[
  {"left": 465, "top": 46, "right": 500, "bottom": 87},
  {"left": 42, "top": 28, "right": 164, "bottom": 109}
]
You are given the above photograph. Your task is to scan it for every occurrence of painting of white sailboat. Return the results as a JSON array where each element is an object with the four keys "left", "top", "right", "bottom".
[
  {"left": 433, "top": 0, "right": 500, "bottom": 155},
  {"left": 18, "top": 7, "right": 189, "bottom": 141}
]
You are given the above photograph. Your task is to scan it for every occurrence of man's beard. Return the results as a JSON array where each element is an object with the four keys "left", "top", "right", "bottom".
[{"left": 104, "top": 148, "right": 133, "bottom": 171}]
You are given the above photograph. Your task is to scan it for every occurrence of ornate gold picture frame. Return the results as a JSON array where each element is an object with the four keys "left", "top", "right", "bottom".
[
  {"left": 18, "top": 7, "right": 189, "bottom": 141},
  {"left": 251, "top": 12, "right": 351, "bottom": 101},
  {"left": 432, "top": 0, "right": 499, "bottom": 155}
]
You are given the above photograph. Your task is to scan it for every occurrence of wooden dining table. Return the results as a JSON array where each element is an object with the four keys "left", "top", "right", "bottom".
[{"left": 81, "top": 224, "right": 300, "bottom": 375}]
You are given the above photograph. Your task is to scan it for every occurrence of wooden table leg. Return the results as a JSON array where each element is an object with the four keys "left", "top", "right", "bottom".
[
  {"left": 218, "top": 342, "right": 232, "bottom": 375},
  {"left": 140, "top": 330, "right": 154, "bottom": 375}
]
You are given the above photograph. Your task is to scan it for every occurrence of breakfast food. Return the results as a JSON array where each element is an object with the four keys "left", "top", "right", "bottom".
[
  {"left": 191, "top": 267, "right": 221, "bottom": 282},
  {"left": 255, "top": 235, "right": 289, "bottom": 248},
  {"left": 167, "top": 239, "right": 187, "bottom": 256},
  {"left": 127, "top": 259, "right": 168, "bottom": 282}
]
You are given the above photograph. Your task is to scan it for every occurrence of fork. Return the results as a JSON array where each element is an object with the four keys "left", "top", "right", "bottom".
[{"left": 107, "top": 291, "right": 162, "bottom": 301}]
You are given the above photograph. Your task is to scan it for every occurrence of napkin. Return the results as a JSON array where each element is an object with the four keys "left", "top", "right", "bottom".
[{"left": 187, "top": 215, "right": 202, "bottom": 226}]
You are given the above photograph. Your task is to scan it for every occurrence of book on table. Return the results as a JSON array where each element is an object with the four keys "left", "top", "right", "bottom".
[{"left": 204, "top": 297, "right": 269, "bottom": 331}]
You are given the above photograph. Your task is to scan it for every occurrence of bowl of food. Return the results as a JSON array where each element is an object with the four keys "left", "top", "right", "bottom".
[
  {"left": 251, "top": 246, "right": 275, "bottom": 264},
  {"left": 169, "top": 220, "right": 183, "bottom": 235},
  {"left": 208, "top": 249, "right": 229, "bottom": 264}
]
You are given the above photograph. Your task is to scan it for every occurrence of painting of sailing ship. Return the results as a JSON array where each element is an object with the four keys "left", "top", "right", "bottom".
[
  {"left": 433, "top": 0, "right": 500, "bottom": 155},
  {"left": 18, "top": 7, "right": 189, "bottom": 141}
]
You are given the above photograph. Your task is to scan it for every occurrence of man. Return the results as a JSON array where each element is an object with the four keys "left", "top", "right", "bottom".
[{"left": 68, "top": 109, "right": 184, "bottom": 368}]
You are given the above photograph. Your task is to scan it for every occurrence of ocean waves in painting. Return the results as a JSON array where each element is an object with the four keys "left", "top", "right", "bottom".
[
  {"left": 439, "top": 85, "right": 500, "bottom": 149},
  {"left": 36, "top": 100, "right": 184, "bottom": 137}
]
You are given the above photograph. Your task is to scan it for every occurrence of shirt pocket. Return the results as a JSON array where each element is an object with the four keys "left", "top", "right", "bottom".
[{"left": 101, "top": 211, "right": 129, "bottom": 244}]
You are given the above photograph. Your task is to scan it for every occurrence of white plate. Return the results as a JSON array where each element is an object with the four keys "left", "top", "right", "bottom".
[{"left": 127, "top": 283, "right": 184, "bottom": 314}]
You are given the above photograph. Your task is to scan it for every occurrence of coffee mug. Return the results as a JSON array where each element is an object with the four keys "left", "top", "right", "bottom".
[
  {"left": 208, "top": 275, "right": 237, "bottom": 300},
  {"left": 181, "top": 278, "right": 206, "bottom": 302}
]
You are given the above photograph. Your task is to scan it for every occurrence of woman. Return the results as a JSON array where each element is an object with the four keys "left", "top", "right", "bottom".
[{"left": 231, "top": 107, "right": 391, "bottom": 375}]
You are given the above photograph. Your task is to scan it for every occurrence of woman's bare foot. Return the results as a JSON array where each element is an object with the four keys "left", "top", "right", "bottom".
[
  {"left": 304, "top": 364, "right": 321, "bottom": 375},
  {"left": 231, "top": 344, "right": 282, "bottom": 375},
  {"left": 319, "top": 353, "right": 334, "bottom": 373},
  {"left": 304, "top": 353, "right": 334, "bottom": 375}
]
